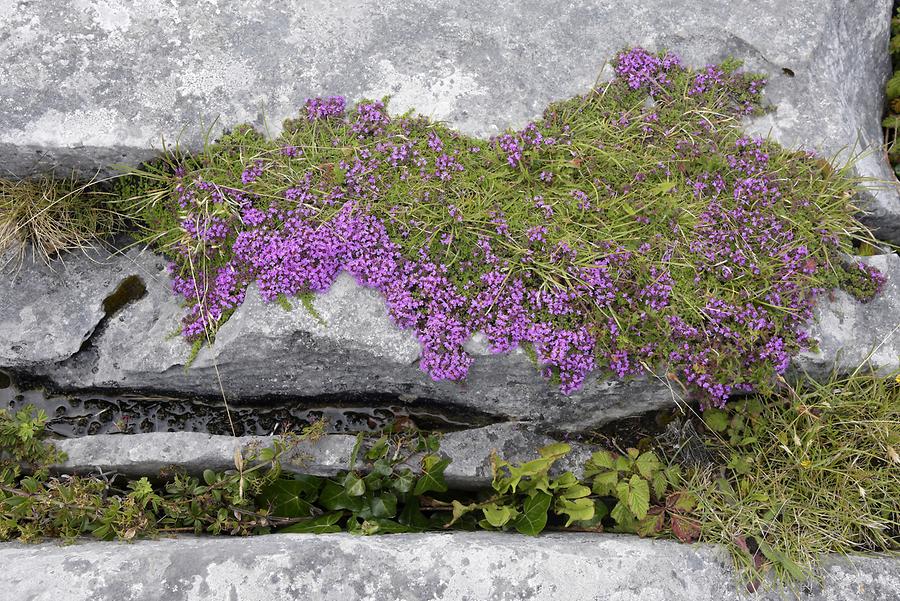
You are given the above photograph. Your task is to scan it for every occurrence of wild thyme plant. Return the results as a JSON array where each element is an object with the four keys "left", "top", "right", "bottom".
[{"left": 128, "top": 48, "right": 881, "bottom": 405}]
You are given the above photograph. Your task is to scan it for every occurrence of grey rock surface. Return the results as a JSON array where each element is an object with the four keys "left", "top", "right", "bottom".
[
  {"left": 795, "top": 253, "right": 900, "bottom": 378},
  {"left": 1, "top": 0, "right": 898, "bottom": 241},
  {"left": 51, "top": 423, "right": 596, "bottom": 489},
  {"left": 16, "top": 246, "right": 678, "bottom": 431},
  {"left": 0, "top": 532, "right": 897, "bottom": 601},
  {"left": 0, "top": 245, "right": 162, "bottom": 367},
  {"left": 4, "top": 246, "right": 900, "bottom": 430}
]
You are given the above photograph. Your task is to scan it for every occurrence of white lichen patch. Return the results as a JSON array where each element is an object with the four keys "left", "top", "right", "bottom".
[{"left": 362, "top": 60, "right": 484, "bottom": 126}]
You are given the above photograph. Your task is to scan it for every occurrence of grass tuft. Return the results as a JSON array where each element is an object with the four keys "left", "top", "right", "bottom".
[
  {"left": 0, "top": 176, "right": 125, "bottom": 267},
  {"left": 688, "top": 373, "right": 900, "bottom": 589}
]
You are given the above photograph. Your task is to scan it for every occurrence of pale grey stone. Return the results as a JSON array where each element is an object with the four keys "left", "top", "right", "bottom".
[
  {"left": 0, "top": 532, "right": 896, "bottom": 601},
  {"left": 5, "top": 246, "right": 900, "bottom": 430},
  {"left": 795, "top": 253, "right": 900, "bottom": 378},
  {"left": 0, "top": 245, "right": 161, "bottom": 367},
  {"left": 1, "top": 0, "right": 897, "bottom": 240},
  {"left": 50, "top": 423, "right": 597, "bottom": 489}
]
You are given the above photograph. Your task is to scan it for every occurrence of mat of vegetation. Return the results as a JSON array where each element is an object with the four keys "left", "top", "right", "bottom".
[
  {"left": 0, "top": 373, "right": 896, "bottom": 590},
  {"left": 884, "top": 5, "right": 900, "bottom": 174},
  {"left": 120, "top": 47, "right": 882, "bottom": 405}
]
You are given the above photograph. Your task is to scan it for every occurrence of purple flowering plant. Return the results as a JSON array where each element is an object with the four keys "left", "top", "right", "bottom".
[{"left": 128, "top": 48, "right": 882, "bottom": 406}]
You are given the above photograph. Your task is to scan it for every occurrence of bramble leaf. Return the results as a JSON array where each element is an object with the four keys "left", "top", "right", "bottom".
[{"left": 617, "top": 475, "right": 650, "bottom": 520}]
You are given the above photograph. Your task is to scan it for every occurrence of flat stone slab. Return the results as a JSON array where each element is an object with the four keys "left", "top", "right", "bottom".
[
  {"left": 0, "top": 532, "right": 896, "bottom": 600},
  {"left": 50, "top": 423, "right": 595, "bottom": 489},
  {"left": 5, "top": 247, "right": 900, "bottom": 430},
  {"left": 1, "top": 0, "right": 898, "bottom": 241}
]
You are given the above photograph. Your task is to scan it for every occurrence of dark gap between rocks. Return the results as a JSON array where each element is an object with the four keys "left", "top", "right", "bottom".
[{"left": 0, "top": 371, "right": 501, "bottom": 437}]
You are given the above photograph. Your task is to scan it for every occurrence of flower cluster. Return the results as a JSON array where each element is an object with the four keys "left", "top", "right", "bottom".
[{"left": 154, "top": 48, "right": 881, "bottom": 407}]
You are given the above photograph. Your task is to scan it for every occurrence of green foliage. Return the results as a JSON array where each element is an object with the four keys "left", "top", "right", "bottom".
[
  {"left": 687, "top": 374, "right": 900, "bottom": 588},
  {"left": 885, "top": 8, "right": 900, "bottom": 171}
]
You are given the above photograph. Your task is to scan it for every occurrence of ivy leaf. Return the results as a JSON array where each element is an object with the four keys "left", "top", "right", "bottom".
[
  {"left": 634, "top": 452, "right": 661, "bottom": 480},
  {"left": 344, "top": 473, "right": 366, "bottom": 497},
  {"left": 446, "top": 500, "right": 478, "bottom": 528},
  {"left": 357, "top": 518, "right": 411, "bottom": 535},
  {"left": 549, "top": 471, "right": 578, "bottom": 489},
  {"left": 369, "top": 492, "right": 398, "bottom": 519},
  {"left": 573, "top": 499, "right": 608, "bottom": 529},
  {"left": 514, "top": 491, "right": 552, "bottom": 536},
  {"left": 555, "top": 497, "right": 595, "bottom": 527},
  {"left": 257, "top": 476, "right": 322, "bottom": 518},
  {"left": 319, "top": 479, "right": 364, "bottom": 512},
  {"left": 482, "top": 502, "right": 518, "bottom": 528},
  {"left": 391, "top": 469, "right": 416, "bottom": 494},
  {"left": 557, "top": 483, "right": 592, "bottom": 500},
  {"left": 538, "top": 442, "right": 571, "bottom": 460},
  {"left": 413, "top": 455, "right": 450, "bottom": 496},
  {"left": 616, "top": 475, "right": 650, "bottom": 520},
  {"left": 279, "top": 512, "right": 342, "bottom": 534},
  {"left": 397, "top": 497, "right": 429, "bottom": 529}
]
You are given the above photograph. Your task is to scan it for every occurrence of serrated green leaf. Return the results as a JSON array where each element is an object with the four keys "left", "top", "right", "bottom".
[
  {"left": 888, "top": 72, "right": 900, "bottom": 100},
  {"left": 617, "top": 475, "right": 650, "bottom": 520},
  {"left": 703, "top": 409, "right": 730, "bottom": 432},
  {"left": 514, "top": 492, "right": 551, "bottom": 536},
  {"left": 650, "top": 473, "right": 666, "bottom": 500},
  {"left": 586, "top": 450, "right": 615, "bottom": 473},
  {"left": 635, "top": 507, "right": 665, "bottom": 537},
  {"left": 609, "top": 500, "right": 634, "bottom": 526},
  {"left": 634, "top": 452, "right": 661, "bottom": 480},
  {"left": 591, "top": 470, "right": 619, "bottom": 496}
]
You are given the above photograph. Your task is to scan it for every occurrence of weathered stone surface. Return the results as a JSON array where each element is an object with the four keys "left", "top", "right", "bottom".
[
  {"left": 1, "top": 0, "right": 898, "bottom": 241},
  {"left": 51, "top": 423, "right": 595, "bottom": 489},
  {"left": 0, "top": 532, "right": 897, "bottom": 601},
  {"left": 795, "top": 253, "right": 900, "bottom": 378},
  {"left": 0, "top": 245, "right": 162, "bottom": 367},
  {"left": 4, "top": 247, "right": 900, "bottom": 430},
  {"left": 13, "top": 246, "right": 675, "bottom": 431}
]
